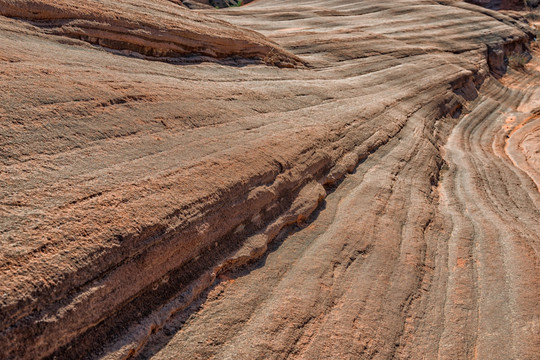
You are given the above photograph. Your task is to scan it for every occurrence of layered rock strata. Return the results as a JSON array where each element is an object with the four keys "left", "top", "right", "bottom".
[
  {"left": 466, "top": 0, "right": 525, "bottom": 10},
  {"left": 0, "top": 0, "right": 301, "bottom": 66},
  {"left": 0, "top": 0, "right": 539, "bottom": 359}
]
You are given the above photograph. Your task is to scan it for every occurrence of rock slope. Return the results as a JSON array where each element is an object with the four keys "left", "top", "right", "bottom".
[
  {"left": 0, "top": 0, "right": 539, "bottom": 359},
  {"left": 466, "top": 0, "right": 524, "bottom": 10},
  {"left": 0, "top": 0, "right": 300, "bottom": 65}
]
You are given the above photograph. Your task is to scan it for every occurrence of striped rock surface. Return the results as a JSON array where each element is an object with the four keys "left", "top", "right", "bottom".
[{"left": 0, "top": 0, "right": 538, "bottom": 359}]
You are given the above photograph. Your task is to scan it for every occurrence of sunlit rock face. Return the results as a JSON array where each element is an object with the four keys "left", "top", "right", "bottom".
[{"left": 1, "top": 0, "right": 539, "bottom": 359}]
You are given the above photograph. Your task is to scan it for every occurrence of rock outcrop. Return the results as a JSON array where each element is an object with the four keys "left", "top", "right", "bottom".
[
  {"left": 0, "top": 0, "right": 301, "bottom": 66},
  {"left": 0, "top": 0, "right": 538, "bottom": 359},
  {"left": 466, "top": 0, "right": 525, "bottom": 10}
]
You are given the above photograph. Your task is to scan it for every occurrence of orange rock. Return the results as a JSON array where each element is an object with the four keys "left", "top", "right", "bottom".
[{"left": 0, "top": 0, "right": 539, "bottom": 359}]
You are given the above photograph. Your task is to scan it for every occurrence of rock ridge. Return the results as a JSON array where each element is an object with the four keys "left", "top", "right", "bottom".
[
  {"left": 0, "top": 0, "right": 302, "bottom": 66},
  {"left": 1, "top": 0, "right": 538, "bottom": 359}
]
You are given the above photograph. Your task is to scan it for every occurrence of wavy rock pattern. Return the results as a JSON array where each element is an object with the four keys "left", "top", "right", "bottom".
[
  {"left": 0, "top": 0, "right": 301, "bottom": 66},
  {"left": 466, "top": 0, "right": 524, "bottom": 10},
  {"left": 0, "top": 0, "right": 539, "bottom": 359},
  {"left": 148, "top": 52, "right": 540, "bottom": 360}
]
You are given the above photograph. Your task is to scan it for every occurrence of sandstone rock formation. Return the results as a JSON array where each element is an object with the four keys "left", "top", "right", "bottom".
[
  {"left": 466, "top": 0, "right": 525, "bottom": 10},
  {"left": 0, "top": 0, "right": 301, "bottom": 66},
  {"left": 1, "top": 0, "right": 539, "bottom": 359}
]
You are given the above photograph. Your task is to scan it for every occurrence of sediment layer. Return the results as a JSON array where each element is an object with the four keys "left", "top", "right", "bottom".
[
  {"left": 1, "top": 0, "right": 539, "bottom": 359},
  {"left": 0, "top": 0, "right": 301, "bottom": 66}
]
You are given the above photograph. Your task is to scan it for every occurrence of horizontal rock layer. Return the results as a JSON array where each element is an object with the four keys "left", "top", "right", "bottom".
[
  {"left": 466, "top": 0, "right": 524, "bottom": 10},
  {"left": 0, "top": 0, "right": 301, "bottom": 66},
  {"left": 0, "top": 0, "right": 538, "bottom": 359}
]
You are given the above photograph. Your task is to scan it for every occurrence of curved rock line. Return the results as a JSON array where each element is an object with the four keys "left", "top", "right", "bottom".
[
  {"left": 0, "top": 0, "right": 302, "bottom": 66},
  {"left": 143, "top": 57, "right": 540, "bottom": 360},
  {"left": 505, "top": 110, "right": 540, "bottom": 191},
  {"left": 1, "top": 0, "right": 539, "bottom": 359},
  {"left": 439, "top": 67, "right": 540, "bottom": 359}
]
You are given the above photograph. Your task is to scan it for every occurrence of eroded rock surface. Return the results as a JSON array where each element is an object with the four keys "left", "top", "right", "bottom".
[
  {"left": 0, "top": 0, "right": 301, "bottom": 65},
  {"left": 0, "top": 0, "right": 539, "bottom": 359},
  {"left": 466, "top": 0, "right": 525, "bottom": 10}
]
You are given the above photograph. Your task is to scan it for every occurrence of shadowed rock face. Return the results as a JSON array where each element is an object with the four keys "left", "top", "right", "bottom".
[
  {"left": 0, "top": 0, "right": 539, "bottom": 359},
  {"left": 466, "top": 0, "right": 525, "bottom": 10}
]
